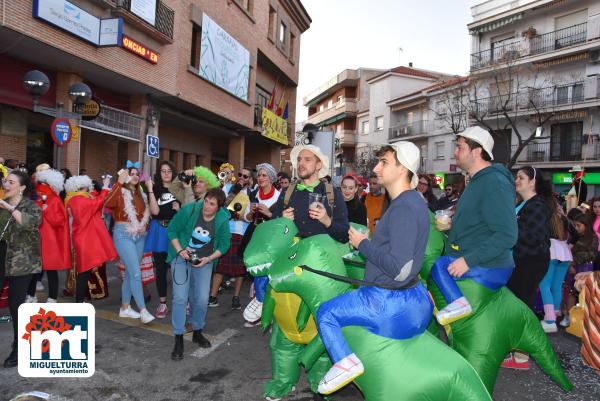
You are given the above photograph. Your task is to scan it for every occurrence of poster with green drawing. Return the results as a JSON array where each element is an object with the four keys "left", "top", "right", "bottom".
[{"left": 199, "top": 13, "right": 250, "bottom": 101}]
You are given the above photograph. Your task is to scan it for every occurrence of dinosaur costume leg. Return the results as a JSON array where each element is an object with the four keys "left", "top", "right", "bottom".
[
  {"left": 264, "top": 322, "right": 303, "bottom": 399},
  {"left": 306, "top": 354, "right": 332, "bottom": 394}
]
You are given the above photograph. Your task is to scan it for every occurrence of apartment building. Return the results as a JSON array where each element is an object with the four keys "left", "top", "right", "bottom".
[
  {"left": 468, "top": 0, "right": 600, "bottom": 194},
  {"left": 0, "top": 0, "right": 310, "bottom": 178}
]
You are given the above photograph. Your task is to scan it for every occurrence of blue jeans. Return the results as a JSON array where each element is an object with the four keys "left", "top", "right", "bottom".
[
  {"left": 539, "top": 259, "right": 570, "bottom": 311},
  {"left": 171, "top": 257, "right": 213, "bottom": 335},
  {"left": 430, "top": 256, "right": 514, "bottom": 304},
  {"left": 113, "top": 224, "right": 146, "bottom": 309},
  {"left": 317, "top": 284, "right": 433, "bottom": 363}
]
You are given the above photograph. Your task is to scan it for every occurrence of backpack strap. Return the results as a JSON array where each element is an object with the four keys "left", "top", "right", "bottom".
[
  {"left": 283, "top": 183, "right": 296, "bottom": 209},
  {"left": 325, "top": 182, "right": 335, "bottom": 209}
]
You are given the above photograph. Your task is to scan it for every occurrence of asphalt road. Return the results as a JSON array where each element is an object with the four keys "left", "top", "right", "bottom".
[{"left": 0, "top": 270, "right": 598, "bottom": 401}]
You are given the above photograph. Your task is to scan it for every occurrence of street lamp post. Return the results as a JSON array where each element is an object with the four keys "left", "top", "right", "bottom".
[{"left": 23, "top": 70, "right": 92, "bottom": 169}]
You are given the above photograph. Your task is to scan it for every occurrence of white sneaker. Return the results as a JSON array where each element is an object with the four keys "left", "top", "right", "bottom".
[
  {"left": 243, "top": 297, "right": 263, "bottom": 323},
  {"left": 119, "top": 306, "right": 141, "bottom": 319},
  {"left": 436, "top": 296, "right": 473, "bottom": 325},
  {"left": 541, "top": 320, "right": 557, "bottom": 333},
  {"left": 318, "top": 353, "right": 364, "bottom": 394},
  {"left": 25, "top": 295, "right": 38, "bottom": 303},
  {"left": 36, "top": 281, "right": 45, "bottom": 292},
  {"left": 46, "top": 298, "right": 58, "bottom": 304},
  {"left": 559, "top": 315, "right": 570, "bottom": 327},
  {"left": 140, "top": 308, "right": 155, "bottom": 324}
]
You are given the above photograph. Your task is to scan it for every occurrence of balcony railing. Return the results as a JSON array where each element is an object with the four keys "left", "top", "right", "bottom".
[
  {"left": 388, "top": 120, "right": 428, "bottom": 140},
  {"left": 510, "top": 142, "right": 600, "bottom": 163},
  {"left": 116, "top": 0, "right": 174, "bottom": 40},
  {"left": 472, "top": 81, "right": 588, "bottom": 115},
  {"left": 306, "top": 99, "right": 358, "bottom": 125},
  {"left": 80, "top": 104, "right": 144, "bottom": 141},
  {"left": 470, "top": 22, "right": 590, "bottom": 70}
]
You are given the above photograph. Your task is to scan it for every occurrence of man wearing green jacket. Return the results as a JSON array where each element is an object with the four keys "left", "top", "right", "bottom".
[
  {"left": 167, "top": 187, "right": 231, "bottom": 360},
  {"left": 431, "top": 126, "right": 518, "bottom": 325}
]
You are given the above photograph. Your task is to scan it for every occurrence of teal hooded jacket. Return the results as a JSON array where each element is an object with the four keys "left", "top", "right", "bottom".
[{"left": 445, "top": 163, "right": 517, "bottom": 268}]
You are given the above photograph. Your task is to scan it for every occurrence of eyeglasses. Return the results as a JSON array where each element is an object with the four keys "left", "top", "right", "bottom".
[
  {"left": 445, "top": 188, "right": 453, "bottom": 192},
  {"left": 160, "top": 169, "right": 172, "bottom": 173},
  {"left": 418, "top": 181, "right": 428, "bottom": 185},
  {"left": 238, "top": 173, "right": 249, "bottom": 179}
]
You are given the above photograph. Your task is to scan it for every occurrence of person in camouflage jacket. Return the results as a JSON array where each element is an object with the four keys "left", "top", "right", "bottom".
[{"left": 0, "top": 170, "right": 41, "bottom": 368}]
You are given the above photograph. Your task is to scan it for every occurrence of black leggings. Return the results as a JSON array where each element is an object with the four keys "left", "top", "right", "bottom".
[
  {"left": 27, "top": 272, "right": 43, "bottom": 297},
  {"left": 76, "top": 270, "right": 91, "bottom": 303},
  {"left": 507, "top": 254, "right": 550, "bottom": 310},
  {"left": 26, "top": 271, "right": 59, "bottom": 299},
  {"left": 8, "top": 274, "right": 33, "bottom": 342},
  {"left": 154, "top": 252, "right": 169, "bottom": 299}
]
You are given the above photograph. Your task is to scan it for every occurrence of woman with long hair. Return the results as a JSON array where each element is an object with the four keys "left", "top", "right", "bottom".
[
  {"left": 65, "top": 174, "right": 117, "bottom": 303},
  {"left": 0, "top": 171, "right": 41, "bottom": 367},
  {"left": 146, "top": 160, "right": 179, "bottom": 318},
  {"left": 340, "top": 174, "right": 367, "bottom": 225},
  {"left": 105, "top": 164, "right": 154, "bottom": 323},
  {"left": 416, "top": 174, "right": 438, "bottom": 211},
  {"left": 503, "top": 166, "right": 552, "bottom": 370}
]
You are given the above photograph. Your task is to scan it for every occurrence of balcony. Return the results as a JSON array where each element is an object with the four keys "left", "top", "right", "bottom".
[
  {"left": 305, "top": 99, "right": 358, "bottom": 126},
  {"left": 80, "top": 104, "right": 144, "bottom": 141},
  {"left": 388, "top": 120, "right": 428, "bottom": 140},
  {"left": 470, "top": 21, "right": 593, "bottom": 70},
  {"left": 510, "top": 142, "right": 600, "bottom": 163},
  {"left": 472, "top": 81, "right": 590, "bottom": 116},
  {"left": 114, "top": 0, "right": 174, "bottom": 43},
  {"left": 336, "top": 130, "right": 356, "bottom": 146}
]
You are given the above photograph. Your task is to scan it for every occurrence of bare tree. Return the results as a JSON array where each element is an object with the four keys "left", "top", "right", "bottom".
[{"left": 353, "top": 144, "right": 381, "bottom": 177}]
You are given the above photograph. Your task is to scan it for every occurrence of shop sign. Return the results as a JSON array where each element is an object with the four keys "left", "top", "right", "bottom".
[
  {"left": 261, "top": 108, "right": 288, "bottom": 145},
  {"left": 50, "top": 118, "right": 73, "bottom": 146},
  {"left": 80, "top": 99, "right": 101, "bottom": 121},
  {"left": 553, "top": 172, "right": 600, "bottom": 185},
  {"left": 71, "top": 126, "right": 80, "bottom": 142},
  {"left": 198, "top": 13, "right": 250, "bottom": 101},
  {"left": 33, "top": 0, "right": 122, "bottom": 47},
  {"left": 121, "top": 35, "right": 159, "bottom": 64}
]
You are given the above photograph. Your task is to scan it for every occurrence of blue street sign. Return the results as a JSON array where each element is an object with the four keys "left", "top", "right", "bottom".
[
  {"left": 146, "top": 135, "right": 159, "bottom": 158},
  {"left": 50, "top": 118, "right": 72, "bottom": 147}
]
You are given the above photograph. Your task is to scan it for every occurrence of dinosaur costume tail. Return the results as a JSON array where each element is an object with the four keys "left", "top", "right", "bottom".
[{"left": 429, "top": 279, "right": 573, "bottom": 393}]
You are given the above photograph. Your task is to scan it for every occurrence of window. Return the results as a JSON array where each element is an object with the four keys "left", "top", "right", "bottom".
[
  {"left": 375, "top": 116, "right": 383, "bottom": 131},
  {"left": 435, "top": 141, "right": 445, "bottom": 160},
  {"left": 328, "top": 99, "right": 333, "bottom": 109},
  {"left": 337, "top": 95, "right": 343, "bottom": 104},
  {"left": 319, "top": 104, "right": 325, "bottom": 112},
  {"left": 361, "top": 121, "right": 370, "bottom": 134},
  {"left": 235, "top": 0, "right": 253, "bottom": 14},
  {"left": 279, "top": 21, "right": 286, "bottom": 45},
  {"left": 551, "top": 122, "right": 583, "bottom": 161},
  {"left": 190, "top": 23, "right": 202, "bottom": 69},
  {"left": 555, "top": 82, "right": 584, "bottom": 105},
  {"left": 268, "top": 6, "right": 276, "bottom": 41}
]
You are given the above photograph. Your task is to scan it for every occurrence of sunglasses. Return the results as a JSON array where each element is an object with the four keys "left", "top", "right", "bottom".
[{"left": 238, "top": 173, "right": 249, "bottom": 179}]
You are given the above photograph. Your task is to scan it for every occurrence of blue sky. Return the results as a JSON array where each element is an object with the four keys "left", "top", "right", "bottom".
[{"left": 296, "top": 0, "right": 477, "bottom": 120}]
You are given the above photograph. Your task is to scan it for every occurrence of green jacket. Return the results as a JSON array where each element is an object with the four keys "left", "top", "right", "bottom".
[
  {"left": 167, "top": 200, "right": 231, "bottom": 264},
  {"left": 0, "top": 198, "right": 42, "bottom": 276},
  {"left": 446, "top": 163, "right": 517, "bottom": 268}
]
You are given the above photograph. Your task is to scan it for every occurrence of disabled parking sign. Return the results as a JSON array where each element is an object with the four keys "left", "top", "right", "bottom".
[
  {"left": 50, "top": 118, "right": 73, "bottom": 146},
  {"left": 146, "top": 135, "right": 159, "bottom": 158}
]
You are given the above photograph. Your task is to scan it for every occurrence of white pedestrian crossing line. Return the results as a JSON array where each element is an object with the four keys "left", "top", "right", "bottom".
[{"left": 190, "top": 328, "right": 238, "bottom": 359}]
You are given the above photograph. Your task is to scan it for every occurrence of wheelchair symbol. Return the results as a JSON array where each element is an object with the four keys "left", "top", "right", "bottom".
[{"left": 147, "top": 136, "right": 159, "bottom": 158}]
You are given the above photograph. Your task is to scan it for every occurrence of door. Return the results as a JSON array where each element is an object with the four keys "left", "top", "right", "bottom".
[{"left": 551, "top": 122, "right": 583, "bottom": 161}]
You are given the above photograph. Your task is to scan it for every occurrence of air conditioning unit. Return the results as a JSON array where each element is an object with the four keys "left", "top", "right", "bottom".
[
  {"left": 590, "top": 50, "right": 600, "bottom": 64},
  {"left": 584, "top": 75, "right": 600, "bottom": 100}
]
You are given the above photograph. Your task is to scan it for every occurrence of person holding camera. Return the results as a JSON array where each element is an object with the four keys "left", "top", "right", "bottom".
[
  {"left": 104, "top": 164, "right": 154, "bottom": 324},
  {"left": 145, "top": 160, "right": 179, "bottom": 319},
  {"left": 170, "top": 166, "right": 220, "bottom": 205},
  {"left": 0, "top": 170, "right": 42, "bottom": 368},
  {"left": 167, "top": 188, "right": 231, "bottom": 360}
]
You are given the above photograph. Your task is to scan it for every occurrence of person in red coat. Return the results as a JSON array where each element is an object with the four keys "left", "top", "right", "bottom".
[
  {"left": 64, "top": 175, "right": 117, "bottom": 302},
  {"left": 32, "top": 167, "right": 72, "bottom": 303}
]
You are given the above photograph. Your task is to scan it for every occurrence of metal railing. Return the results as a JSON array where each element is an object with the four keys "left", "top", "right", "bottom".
[
  {"left": 472, "top": 81, "right": 587, "bottom": 115},
  {"left": 116, "top": 0, "right": 174, "bottom": 40},
  {"left": 388, "top": 120, "right": 428, "bottom": 140},
  {"left": 470, "top": 22, "right": 589, "bottom": 70},
  {"left": 80, "top": 104, "right": 144, "bottom": 141},
  {"left": 510, "top": 141, "right": 600, "bottom": 163},
  {"left": 529, "top": 22, "right": 587, "bottom": 55}
]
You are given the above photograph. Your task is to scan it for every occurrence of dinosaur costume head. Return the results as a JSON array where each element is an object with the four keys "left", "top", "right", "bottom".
[{"left": 244, "top": 218, "right": 298, "bottom": 276}]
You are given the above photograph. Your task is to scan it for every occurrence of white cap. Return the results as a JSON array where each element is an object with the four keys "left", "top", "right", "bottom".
[
  {"left": 458, "top": 126, "right": 494, "bottom": 161},
  {"left": 390, "top": 141, "right": 420, "bottom": 189},
  {"left": 290, "top": 144, "right": 330, "bottom": 179}
]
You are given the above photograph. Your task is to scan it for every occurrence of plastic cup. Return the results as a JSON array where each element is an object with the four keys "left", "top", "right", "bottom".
[
  {"left": 308, "top": 193, "right": 324, "bottom": 211},
  {"left": 435, "top": 210, "right": 452, "bottom": 231}
]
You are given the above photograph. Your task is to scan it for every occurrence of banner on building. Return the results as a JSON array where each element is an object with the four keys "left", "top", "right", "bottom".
[
  {"left": 130, "top": 0, "right": 157, "bottom": 26},
  {"left": 261, "top": 108, "right": 288, "bottom": 145},
  {"left": 199, "top": 13, "right": 250, "bottom": 101}
]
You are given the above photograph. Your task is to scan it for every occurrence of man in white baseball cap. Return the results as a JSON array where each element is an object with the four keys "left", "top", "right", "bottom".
[
  {"left": 430, "top": 126, "right": 517, "bottom": 338},
  {"left": 317, "top": 141, "right": 432, "bottom": 394}
]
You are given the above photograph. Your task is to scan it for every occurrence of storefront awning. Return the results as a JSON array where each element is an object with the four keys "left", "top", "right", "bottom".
[{"left": 469, "top": 13, "right": 523, "bottom": 35}]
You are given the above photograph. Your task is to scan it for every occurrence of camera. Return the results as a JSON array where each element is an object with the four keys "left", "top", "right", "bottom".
[
  {"left": 232, "top": 202, "right": 242, "bottom": 212},
  {"left": 188, "top": 249, "right": 201, "bottom": 265},
  {"left": 178, "top": 172, "right": 197, "bottom": 186},
  {"left": 101, "top": 174, "right": 112, "bottom": 180},
  {"left": 218, "top": 171, "right": 228, "bottom": 181}
]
